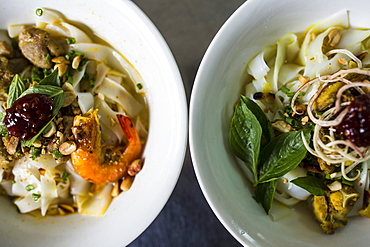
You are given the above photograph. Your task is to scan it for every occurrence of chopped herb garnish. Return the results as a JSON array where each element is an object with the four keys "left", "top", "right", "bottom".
[
  {"left": 65, "top": 37, "right": 76, "bottom": 44},
  {"left": 26, "top": 184, "right": 35, "bottom": 191},
  {"left": 45, "top": 53, "right": 51, "bottom": 62},
  {"left": 12, "top": 180, "right": 16, "bottom": 184},
  {"left": 74, "top": 51, "right": 84, "bottom": 56},
  {"left": 32, "top": 193, "right": 41, "bottom": 201},
  {"left": 67, "top": 75, "right": 73, "bottom": 84},
  {"left": 89, "top": 77, "right": 96, "bottom": 88},
  {"left": 77, "top": 57, "right": 88, "bottom": 71},
  {"left": 30, "top": 147, "right": 41, "bottom": 160},
  {"left": 62, "top": 172, "right": 70, "bottom": 181},
  {"left": 53, "top": 150, "right": 63, "bottom": 159},
  {"left": 65, "top": 50, "right": 75, "bottom": 61},
  {"left": 35, "top": 8, "right": 43, "bottom": 17},
  {"left": 0, "top": 112, "right": 8, "bottom": 136},
  {"left": 280, "top": 85, "right": 290, "bottom": 94},
  {"left": 136, "top": 83, "right": 143, "bottom": 90}
]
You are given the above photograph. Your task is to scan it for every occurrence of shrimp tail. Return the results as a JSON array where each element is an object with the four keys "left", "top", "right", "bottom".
[
  {"left": 116, "top": 114, "right": 142, "bottom": 162},
  {"left": 71, "top": 111, "right": 142, "bottom": 184}
]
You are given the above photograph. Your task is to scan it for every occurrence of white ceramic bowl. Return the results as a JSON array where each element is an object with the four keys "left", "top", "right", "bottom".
[
  {"left": 0, "top": 0, "right": 187, "bottom": 246},
  {"left": 190, "top": 0, "right": 370, "bottom": 246}
]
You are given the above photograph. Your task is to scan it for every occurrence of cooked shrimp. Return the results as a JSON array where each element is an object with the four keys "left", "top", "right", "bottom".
[{"left": 71, "top": 109, "right": 142, "bottom": 184}]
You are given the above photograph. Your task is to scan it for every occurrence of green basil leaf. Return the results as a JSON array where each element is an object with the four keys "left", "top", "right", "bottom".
[
  {"left": 240, "top": 95, "right": 274, "bottom": 146},
  {"left": 230, "top": 96, "right": 262, "bottom": 182},
  {"left": 258, "top": 129, "right": 311, "bottom": 183},
  {"left": 18, "top": 84, "right": 63, "bottom": 99},
  {"left": 291, "top": 176, "right": 325, "bottom": 196},
  {"left": 0, "top": 112, "right": 7, "bottom": 136},
  {"left": 255, "top": 180, "right": 277, "bottom": 213},
  {"left": 39, "top": 69, "right": 60, "bottom": 86},
  {"left": 7, "top": 74, "right": 25, "bottom": 108}
]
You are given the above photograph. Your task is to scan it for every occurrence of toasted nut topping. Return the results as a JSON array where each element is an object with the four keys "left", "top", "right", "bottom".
[
  {"left": 120, "top": 176, "right": 134, "bottom": 191},
  {"left": 59, "top": 204, "right": 75, "bottom": 213},
  {"left": 58, "top": 207, "right": 66, "bottom": 216},
  {"left": 292, "top": 104, "right": 307, "bottom": 116},
  {"left": 54, "top": 63, "right": 68, "bottom": 77},
  {"left": 32, "top": 139, "right": 42, "bottom": 148},
  {"left": 62, "top": 83, "right": 77, "bottom": 107},
  {"left": 72, "top": 55, "right": 83, "bottom": 69},
  {"left": 6, "top": 136, "right": 19, "bottom": 155},
  {"left": 43, "top": 121, "right": 56, "bottom": 137},
  {"left": 327, "top": 181, "right": 342, "bottom": 191},
  {"left": 58, "top": 141, "right": 77, "bottom": 155},
  {"left": 111, "top": 182, "right": 120, "bottom": 197},
  {"left": 301, "top": 116, "right": 309, "bottom": 124},
  {"left": 326, "top": 28, "right": 341, "bottom": 47},
  {"left": 298, "top": 76, "right": 310, "bottom": 84},
  {"left": 39, "top": 168, "right": 46, "bottom": 176},
  {"left": 128, "top": 159, "right": 143, "bottom": 176},
  {"left": 338, "top": 58, "right": 348, "bottom": 65},
  {"left": 51, "top": 56, "right": 70, "bottom": 64}
]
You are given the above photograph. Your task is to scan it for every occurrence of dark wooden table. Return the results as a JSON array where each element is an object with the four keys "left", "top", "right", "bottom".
[{"left": 129, "top": 1, "right": 245, "bottom": 246}]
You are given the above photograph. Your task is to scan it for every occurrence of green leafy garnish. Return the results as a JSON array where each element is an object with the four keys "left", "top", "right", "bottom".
[
  {"left": 53, "top": 150, "right": 63, "bottom": 159},
  {"left": 65, "top": 37, "right": 76, "bottom": 44},
  {"left": 230, "top": 94, "right": 312, "bottom": 213},
  {"left": 240, "top": 95, "right": 274, "bottom": 146},
  {"left": 0, "top": 112, "right": 8, "bottom": 136},
  {"left": 7, "top": 75, "right": 25, "bottom": 108},
  {"left": 61, "top": 172, "right": 70, "bottom": 181},
  {"left": 136, "top": 83, "right": 143, "bottom": 90},
  {"left": 230, "top": 96, "right": 262, "bottom": 182},
  {"left": 30, "top": 147, "right": 41, "bottom": 160},
  {"left": 258, "top": 129, "right": 311, "bottom": 183},
  {"left": 25, "top": 184, "right": 35, "bottom": 191},
  {"left": 32, "top": 193, "right": 41, "bottom": 201},
  {"left": 255, "top": 180, "right": 277, "bottom": 213},
  {"left": 291, "top": 176, "right": 325, "bottom": 196},
  {"left": 45, "top": 53, "right": 51, "bottom": 62},
  {"left": 35, "top": 8, "right": 43, "bottom": 17}
]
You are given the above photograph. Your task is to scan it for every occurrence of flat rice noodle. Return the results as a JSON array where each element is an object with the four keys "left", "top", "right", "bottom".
[
  {"left": 337, "top": 29, "right": 370, "bottom": 50},
  {"left": 79, "top": 183, "right": 113, "bottom": 216},
  {"left": 94, "top": 95, "right": 125, "bottom": 144},
  {"left": 297, "top": 10, "right": 349, "bottom": 65},
  {"left": 272, "top": 33, "right": 300, "bottom": 92},
  {"left": 94, "top": 77, "right": 143, "bottom": 117},
  {"left": 7, "top": 25, "right": 25, "bottom": 38},
  {"left": 69, "top": 43, "right": 143, "bottom": 89},
  {"left": 40, "top": 171, "right": 58, "bottom": 216},
  {"left": 278, "top": 64, "right": 304, "bottom": 85},
  {"left": 247, "top": 45, "right": 276, "bottom": 79}
]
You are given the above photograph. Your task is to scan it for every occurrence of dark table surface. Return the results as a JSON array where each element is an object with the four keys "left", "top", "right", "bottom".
[{"left": 128, "top": 1, "right": 245, "bottom": 246}]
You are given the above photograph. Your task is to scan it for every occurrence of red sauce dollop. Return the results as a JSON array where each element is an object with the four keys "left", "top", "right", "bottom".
[
  {"left": 335, "top": 94, "right": 370, "bottom": 147},
  {"left": 4, "top": 94, "right": 53, "bottom": 141}
]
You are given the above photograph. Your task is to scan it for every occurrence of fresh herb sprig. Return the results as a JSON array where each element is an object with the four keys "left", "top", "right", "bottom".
[
  {"left": 4, "top": 69, "right": 65, "bottom": 147},
  {"left": 230, "top": 95, "right": 311, "bottom": 213}
]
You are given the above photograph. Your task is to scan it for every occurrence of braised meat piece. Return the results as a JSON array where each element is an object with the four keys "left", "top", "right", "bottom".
[
  {"left": 0, "top": 56, "right": 14, "bottom": 91},
  {"left": 0, "top": 41, "right": 14, "bottom": 58},
  {"left": 18, "top": 27, "right": 53, "bottom": 69}
]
